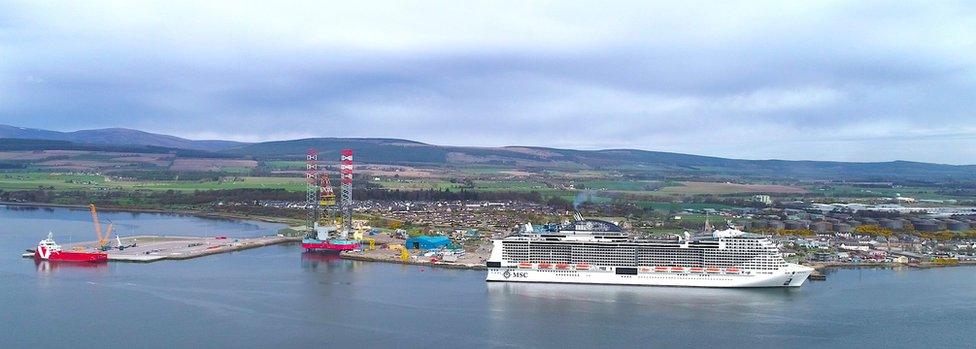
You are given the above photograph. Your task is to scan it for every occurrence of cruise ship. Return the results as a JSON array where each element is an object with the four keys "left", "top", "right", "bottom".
[{"left": 486, "top": 214, "right": 813, "bottom": 288}]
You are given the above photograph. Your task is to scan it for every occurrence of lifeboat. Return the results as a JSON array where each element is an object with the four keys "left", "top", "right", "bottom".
[
  {"left": 670, "top": 267, "right": 685, "bottom": 272},
  {"left": 518, "top": 262, "right": 532, "bottom": 269},
  {"left": 538, "top": 263, "right": 552, "bottom": 269},
  {"left": 654, "top": 266, "right": 669, "bottom": 272},
  {"left": 725, "top": 268, "right": 740, "bottom": 274},
  {"left": 555, "top": 263, "right": 570, "bottom": 270},
  {"left": 690, "top": 267, "right": 704, "bottom": 273},
  {"left": 705, "top": 267, "right": 720, "bottom": 273},
  {"left": 575, "top": 263, "right": 590, "bottom": 270}
]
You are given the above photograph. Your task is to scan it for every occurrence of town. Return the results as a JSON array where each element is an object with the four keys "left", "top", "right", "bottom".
[{"left": 243, "top": 194, "right": 976, "bottom": 270}]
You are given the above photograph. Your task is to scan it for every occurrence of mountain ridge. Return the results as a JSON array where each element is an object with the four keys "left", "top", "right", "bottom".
[
  {"left": 0, "top": 124, "right": 244, "bottom": 151},
  {"left": 1, "top": 124, "right": 974, "bottom": 181}
]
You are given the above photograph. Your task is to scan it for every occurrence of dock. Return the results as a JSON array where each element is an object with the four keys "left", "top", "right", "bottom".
[
  {"left": 23, "top": 235, "right": 296, "bottom": 262},
  {"left": 809, "top": 272, "right": 827, "bottom": 281}
]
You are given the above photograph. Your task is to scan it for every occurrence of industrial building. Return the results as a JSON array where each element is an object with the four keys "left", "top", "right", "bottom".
[{"left": 405, "top": 235, "right": 452, "bottom": 250}]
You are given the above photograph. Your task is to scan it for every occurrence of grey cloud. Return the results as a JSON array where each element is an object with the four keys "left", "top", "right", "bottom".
[{"left": 0, "top": 1, "right": 974, "bottom": 163}]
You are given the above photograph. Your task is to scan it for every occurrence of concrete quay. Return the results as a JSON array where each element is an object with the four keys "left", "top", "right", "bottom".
[{"left": 23, "top": 235, "right": 296, "bottom": 262}]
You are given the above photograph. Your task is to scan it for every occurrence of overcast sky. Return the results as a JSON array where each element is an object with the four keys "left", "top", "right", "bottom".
[{"left": 1, "top": 1, "right": 974, "bottom": 163}]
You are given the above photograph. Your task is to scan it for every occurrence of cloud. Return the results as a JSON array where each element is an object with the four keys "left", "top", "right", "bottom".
[{"left": 0, "top": 1, "right": 974, "bottom": 163}]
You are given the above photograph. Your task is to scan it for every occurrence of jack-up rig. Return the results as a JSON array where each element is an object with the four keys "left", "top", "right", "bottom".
[{"left": 301, "top": 148, "right": 362, "bottom": 253}]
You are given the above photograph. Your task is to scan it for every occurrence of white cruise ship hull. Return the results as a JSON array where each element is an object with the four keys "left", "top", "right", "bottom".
[
  {"left": 488, "top": 222, "right": 815, "bottom": 288},
  {"left": 486, "top": 264, "right": 813, "bottom": 288}
]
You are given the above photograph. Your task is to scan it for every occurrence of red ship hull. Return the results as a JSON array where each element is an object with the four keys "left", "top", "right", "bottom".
[
  {"left": 35, "top": 250, "right": 108, "bottom": 263},
  {"left": 301, "top": 241, "right": 360, "bottom": 253}
]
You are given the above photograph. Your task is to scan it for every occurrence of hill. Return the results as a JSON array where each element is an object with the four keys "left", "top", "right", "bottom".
[
  {"left": 2, "top": 125, "right": 975, "bottom": 181},
  {"left": 0, "top": 138, "right": 230, "bottom": 158},
  {"left": 0, "top": 125, "right": 243, "bottom": 151},
  {"left": 222, "top": 139, "right": 976, "bottom": 181}
]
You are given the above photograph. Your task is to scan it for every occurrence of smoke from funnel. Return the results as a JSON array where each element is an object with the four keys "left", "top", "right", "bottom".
[{"left": 572, "top": 190, "right": 596, "bottom": 209}]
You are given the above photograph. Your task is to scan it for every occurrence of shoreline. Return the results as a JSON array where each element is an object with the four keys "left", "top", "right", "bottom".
[
  {"left": 7, "top": 202, "right": 973, "bottom": 273},
  {"left": 340, "top": 254, "right": 487, "bottom": 270},
  {"left": 341, "top": 255, "right": 976, "bottom": 273},
  {"left": 806, "top": 260, "right": 976, "bottom": 271},
  {"left": 0, "top": 201, "right": 299, "bottom": 226},
  {"left": 338, "top": 254, "right": 976, "bottom": 273}
]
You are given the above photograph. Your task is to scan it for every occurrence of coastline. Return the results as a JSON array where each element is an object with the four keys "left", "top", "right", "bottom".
[
  {"left": 337, "top": 255, "right": 976, "bottom": 273},
  {"left": 806, "top": 260, "right": 976, "bottom": 271},
  {"left": 340, "top": 253, "right": 487, "bottom": 270},
  {"left": 340, "top": 255, "right": 976, "bottom": 273},
  {"left": 7, "top": 202, "right": 973, "bottom": 273},
  {"left": 0, "top": 201, "right": 300, "bottom": 226}
]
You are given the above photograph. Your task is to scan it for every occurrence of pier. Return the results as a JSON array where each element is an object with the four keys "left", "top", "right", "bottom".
[{"left": 23, "top": 235, "right": 296, "bottom": 262}]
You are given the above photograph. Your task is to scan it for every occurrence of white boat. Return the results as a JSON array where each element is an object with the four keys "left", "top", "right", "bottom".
[{"left": 486, "top": 217, "right": 812, "bottom": 288}]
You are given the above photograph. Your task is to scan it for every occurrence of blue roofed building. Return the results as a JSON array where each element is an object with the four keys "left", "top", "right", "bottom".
[{"left": 405, "top": 235, "right": 451, "bottom": 250}]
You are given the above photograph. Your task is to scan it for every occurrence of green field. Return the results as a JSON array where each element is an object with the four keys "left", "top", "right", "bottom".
[
  {"left": 117, "top": 177, "right": 307, "bottom": 191},
  {"left": 263, "top": 161, "right": 306, "bottom": 170},
  {"left": 0, "top": 173, "right": 105, "bottom": 190},
  {"left": 655, "top": 181, "right": 807, "bottom": 195},
  {"left": 372, "top": 179, "right": 462, "bottom": 190},
  {"left": 471, "top": 180, "right": 548, "bottom": 192},
  {"left": 579, "top": 180, "right": 654, "bottom": 192},
  {"left": 806, "top": 184, "right": 970, "bottom": 201},
  {"left": 373, "top": 178, "right": 549, "bottom": 192},
  {"left": 636, "top": 201, "right": 738, "bottom": 211},
  {"left": 0, "top": 172, "right": 307, "bottom": 192}
]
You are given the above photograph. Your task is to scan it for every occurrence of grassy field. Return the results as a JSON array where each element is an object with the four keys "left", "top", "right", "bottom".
[
  {"left": 263, "top": 161, "right": 306, "bottom": 170},
  {"left": 579, "top": 180, "right": 651, "bottom": 191},
  {"left": 807, "top": 184, "right": 970, "bottom": 201},
  {"left": 0, "top": 172, "right": 308, "bottom": 192},
  {"left": 116, "top": 176, "right": 307, "bottom": 191},
  {"left": 656, "top": 181, "right": 807, "bottom": 195},
  {"left": 454, "top": 166, "right": 512, "bottom": 175},
  {"left": 471, "top": 180, "right": 548, "bottom": 192},
  {"left": 0, "top": 173, "right": 105, "bottom": 190},
  {"left": 372, "top": 179, "right": 462, "bottom": 190},
  {"left": 372, "top": 178, "right": 550, "bottom": 192},
  {"left": 637, "top": 201, "right": 738, "bottom": 211}
]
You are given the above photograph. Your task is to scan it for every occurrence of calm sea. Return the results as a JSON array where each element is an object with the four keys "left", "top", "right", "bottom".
[{"left": 1, "top": 205, "right": 973, "bottom": 348}]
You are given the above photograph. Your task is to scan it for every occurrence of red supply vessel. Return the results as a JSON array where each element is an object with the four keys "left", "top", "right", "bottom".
[{"left": 33, "top": 233, "right": 108, "bottom": 263}]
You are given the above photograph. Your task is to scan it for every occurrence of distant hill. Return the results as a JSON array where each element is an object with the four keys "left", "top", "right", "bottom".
[
  {"left": 0, "top": 125, "right": 244, "bottom": 151},
  {"left": 0, "top": 138, "right": 230, "bottom": 158},
  {"left": 221, "top": 138, "right": 976, "bottom": 181},
  {"left": 2, "top": 125, "right": 975, "bottom": 181},
  {"left": 221, "top": 138, "right": 444, "bottom": 163}
]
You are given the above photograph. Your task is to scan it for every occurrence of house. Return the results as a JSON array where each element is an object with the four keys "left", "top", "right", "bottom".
[{"left": 839, "top": 243, "right": 870, "bottom": 252}]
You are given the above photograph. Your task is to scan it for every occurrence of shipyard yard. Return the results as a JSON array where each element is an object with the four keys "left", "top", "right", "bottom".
[{"left": 341, "top": 231, "right": 491, "bottom": 269}]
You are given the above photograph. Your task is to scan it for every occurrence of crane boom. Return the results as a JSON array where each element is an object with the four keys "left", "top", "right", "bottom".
[
  {"left": 89, "top": 204, "right": 111, "bottom": 247},
  {"left": 89, "top": 204, "right": 102, "bottom": 241},
  {"left": 103, "top": 222, "right": 114, "bottom": 246}
]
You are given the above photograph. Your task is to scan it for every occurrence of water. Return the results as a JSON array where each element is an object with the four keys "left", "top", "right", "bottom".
[{"left": 1, "top": 205, "right": 973, "bottom": 348}]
